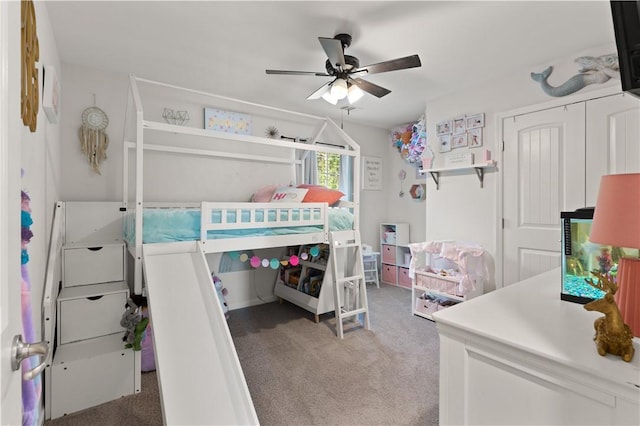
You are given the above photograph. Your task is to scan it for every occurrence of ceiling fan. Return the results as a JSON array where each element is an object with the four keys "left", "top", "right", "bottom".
[{"left": 265, "top": 34, "right": 422, "bottom": 105}]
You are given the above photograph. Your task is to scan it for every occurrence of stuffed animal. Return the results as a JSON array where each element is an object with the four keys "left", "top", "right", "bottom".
[
  {"left": 212, "top": 273, "right": 229, "bottom": 319},
  {"left": 120, "top": 297, "right": 149, "bottom": 351}
]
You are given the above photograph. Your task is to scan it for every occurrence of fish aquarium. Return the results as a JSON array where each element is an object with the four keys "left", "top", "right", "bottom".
[
  {"left": 561, "top": 208, "right": 608, "bottom": 304},
  {"left": 560, "top": 208, "right": 639, "bottom": 303}
]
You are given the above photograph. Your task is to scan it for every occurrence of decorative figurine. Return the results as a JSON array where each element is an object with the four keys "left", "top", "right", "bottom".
[{"left": 583, "top": 271, "right": 634, "bottom": 362}]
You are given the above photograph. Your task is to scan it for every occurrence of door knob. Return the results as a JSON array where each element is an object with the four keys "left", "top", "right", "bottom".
[{"left": 11, "top": 335, "right": 48, "bottom": 380}]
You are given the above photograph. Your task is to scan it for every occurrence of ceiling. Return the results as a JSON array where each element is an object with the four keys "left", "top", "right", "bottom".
[{"left": 46, "top": 1, "right": 616, "bottom": 129}]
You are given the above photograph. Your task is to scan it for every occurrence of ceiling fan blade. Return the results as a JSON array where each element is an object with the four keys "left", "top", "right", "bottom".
[
  {"left": 318, "top": 37, "right": 346, "bottom": 68},
  {"left": 350, "top": 77, "right": 391, "bottom": 98},
  {"left": 306, "top": 81, "right": 333, "bottom": 100},
  {"left": 266, "top": 69, "right": 330, "bottom": 76},
  {"left": 357, "top": 54, "right": 422, "bottom": 75}
]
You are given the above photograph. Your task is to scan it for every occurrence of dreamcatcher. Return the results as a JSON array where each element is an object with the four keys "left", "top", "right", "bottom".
[{"left": 79, "top": 103, "right": 109, "bottom": 174}]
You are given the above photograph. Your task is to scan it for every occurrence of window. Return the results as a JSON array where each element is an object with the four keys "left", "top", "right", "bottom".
[
  {"left": 316, "top": 151, "right": 353, "bottom": 202},
  {"left": 316, "top": 152, "right": 341, "bottom": 190}
]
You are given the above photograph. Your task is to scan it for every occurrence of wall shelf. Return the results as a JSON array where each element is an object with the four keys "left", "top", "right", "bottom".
[{"left": 421, "top": 161, "right": 497, "bottom": 190}]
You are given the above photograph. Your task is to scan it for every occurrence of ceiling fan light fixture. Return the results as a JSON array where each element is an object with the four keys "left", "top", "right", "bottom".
[
  {"left": 330, "top": 78, "right": 348, "bottom": 100},
  {"left": 322, "top": 91, "right": 338, "bottom": 105},
  {"left": 347, "top": 84, "right": 364, "bottom": 103}
]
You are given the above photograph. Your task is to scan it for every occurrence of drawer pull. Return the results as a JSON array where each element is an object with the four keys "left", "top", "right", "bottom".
[
  {"left": 87, "top": 247, "right": 103, "bottom": 251},
  {"left": 87, "top": 295, "right": 104, "bottom": 301}
]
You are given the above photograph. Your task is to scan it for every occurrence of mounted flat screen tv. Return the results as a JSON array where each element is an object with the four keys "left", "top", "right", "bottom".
[{"left": 611, "top": 1, "right": 640, "bottom": 97}]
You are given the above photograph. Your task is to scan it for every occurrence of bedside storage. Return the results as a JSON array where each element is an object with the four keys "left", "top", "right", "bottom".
[
  {"left": 57, "top": 281, "right": 128, "bottom": 345},
  {"left": 398, "top": 267, "right": 412, "bottom": 289},
  {"left": 381, "top": 245, "right": 396, "bottom": 264},
  {"left": 381, "top": 264, "right": 397, "bottom": 284},
  {"left": 380, "top": 223, "right": 410, "bottom": 287},
  {"left": 50, "top": 333, "right": 139, "bottom": 419},
  {"left": 63, "top": 242, "right": 124, "bottom": 287}
]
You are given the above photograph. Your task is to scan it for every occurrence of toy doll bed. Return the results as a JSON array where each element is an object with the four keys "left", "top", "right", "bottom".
[{"left": 122, "top": 75, "right": 361, "bottom": 424}]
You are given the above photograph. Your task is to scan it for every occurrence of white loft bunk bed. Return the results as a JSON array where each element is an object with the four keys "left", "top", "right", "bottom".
[{"left": 122, "top": 74, "right": 361, "bottom": 424}]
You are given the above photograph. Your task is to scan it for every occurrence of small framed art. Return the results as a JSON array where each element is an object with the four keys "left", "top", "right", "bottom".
[
  {"left": 452, "top": 133, "right": 467, "bottom": 149},
  {"left": 468, "top": 128, "right": 483, "bottom": 147},
  {"left": 453, "top": 115, "right": 466, "bottom": 134},
  {"left": 362, "top": 156, "right": 383, "bottom": 190},
  {"left": 466, "top": 113, "right": 485, "bottom": 129},
  {"left": 436, "top": 120, "right": 453, "bottom": 136},
  {"left": 439, "top": 134, "right": 452, "bottom": 153}
]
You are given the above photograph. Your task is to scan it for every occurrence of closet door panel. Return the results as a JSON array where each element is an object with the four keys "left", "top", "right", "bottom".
[
  {"left": 586, "top": 94, "right": 640, "bottom": 206},
  {"left": 502, "top": 104, "right": 585, "bottom": 286}
]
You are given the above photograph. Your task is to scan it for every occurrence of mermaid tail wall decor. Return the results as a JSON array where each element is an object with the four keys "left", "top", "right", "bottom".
[{"left": 531, "top": 54, "right": 619, "bottom": 97}]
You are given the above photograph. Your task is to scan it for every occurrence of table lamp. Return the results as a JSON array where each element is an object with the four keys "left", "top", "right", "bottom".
[{"left": 589, "top": 173, "right": 640, "bottom": 337}]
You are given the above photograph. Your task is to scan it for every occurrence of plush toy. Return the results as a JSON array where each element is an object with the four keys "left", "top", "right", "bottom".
[
  {"left": 120, "top": 297, "right": 149, "bottom": 351},
  {"left": 212, "top": 273, "right": 229, "bottom": 319}
]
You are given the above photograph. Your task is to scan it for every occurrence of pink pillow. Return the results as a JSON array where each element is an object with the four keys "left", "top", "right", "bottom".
[
  {"left": 297, "top": 184, "right": 344, "bottom": 205},
  {"left": 251, "top": 184, "right": 279, "bottom": 202}
]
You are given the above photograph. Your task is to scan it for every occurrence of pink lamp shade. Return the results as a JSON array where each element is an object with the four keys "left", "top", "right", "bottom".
[
  {"left": 590, "top": 173, "right": 640, "bottom": 336},
  {"left": 590, "top": 173, "right": 640, "bottom": 249}
]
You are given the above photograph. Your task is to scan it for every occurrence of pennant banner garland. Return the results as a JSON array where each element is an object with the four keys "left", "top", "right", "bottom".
[{"left": 228, "top": 245, "right": 321, "bottom": 269}]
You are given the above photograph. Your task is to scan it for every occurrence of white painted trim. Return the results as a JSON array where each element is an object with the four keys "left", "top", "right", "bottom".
[{"left": 495, "top": 87, "right": 627, "bottom": 289}]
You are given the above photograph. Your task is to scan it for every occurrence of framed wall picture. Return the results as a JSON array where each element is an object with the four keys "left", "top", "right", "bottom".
[
  {"left": 466, "top": 113, "right": 485, "bottom": 129},
  {"left": 439, "top": 134, "right": 452, "bottom": 153},
  {"left": 42, "top": 65, "right": 60, "bottom": 124},
  {"left": 468, "top": 127, "right": 483, "bottom": 147},
  {"left": 362, "top": 156, "right": 382, "bottom": 190},
  {"left": 436, "top": 120, "right": 453, "bottom": 136},
  {"left": 452, "top": 133, "right": 468, "bottom": 149},
  {"left": 453, "top": 115, "right": 466, "bottom": 134},
  {"left": 204, "top": 108, "right": 252, "bottom": 134}
]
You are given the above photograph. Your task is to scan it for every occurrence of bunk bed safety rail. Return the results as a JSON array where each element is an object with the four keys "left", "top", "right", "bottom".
[{"left": 200, "top": 202, "right": 328, "bottom": 240}]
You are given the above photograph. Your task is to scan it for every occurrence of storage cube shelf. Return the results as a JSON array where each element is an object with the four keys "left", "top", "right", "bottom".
[{"left": 379, "top": 223, "right": 410, "bottom": 287}]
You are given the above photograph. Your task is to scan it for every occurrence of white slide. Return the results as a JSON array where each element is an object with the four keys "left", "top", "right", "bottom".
[{"left": 143, "top": 242, "right": 258, "bottom": 425}]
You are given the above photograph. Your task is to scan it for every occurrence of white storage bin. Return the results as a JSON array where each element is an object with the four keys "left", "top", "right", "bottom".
[
  {"left": 50, "top": 333, "right": 139, "bottom": 419},
  {"left": 63, "top": 242, "right": 124, "bottom": 287},
  {"left": 57, "top": 281, "right": 128, "bottom": 345}
]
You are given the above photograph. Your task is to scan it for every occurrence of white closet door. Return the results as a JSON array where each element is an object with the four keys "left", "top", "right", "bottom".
[
  {"left": 585, "top": 93, "right": 640, "bottom": 206},
  {"left": 502, "top": 104, "right": 586, "bottom": 286}
]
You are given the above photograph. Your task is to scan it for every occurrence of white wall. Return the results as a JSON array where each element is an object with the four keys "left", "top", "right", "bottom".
[
  {"left": 19, "top": 2, "right": 63, "bottom": 340},
  {"left": 424, "top": 42, "right": 620, "bottom": 292},
  {"left": 59, "top": 64, "right": 393, "bottom": 306}
]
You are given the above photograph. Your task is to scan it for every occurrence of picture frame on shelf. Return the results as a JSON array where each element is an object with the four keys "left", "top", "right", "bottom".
[
  {"left": 452, "top": 133, "right": 468, "bottom": 149},
  {"left": 468, "top": 127, "right": 483, "bottom": 148},
  {"left": 204, "top": 107, "right": 252, "bottom": 134},
  {"left": 436, "top": 120, "right": 453, "bottom": 136},
  {"left": 466, "top": 113, "right": 485, "bottom": 129},
  {"left": 453, "top": 115, "right": 466, "bottom": 134},
  {"left": 439, "top": 134, "right": 452, "bottom": 152}
]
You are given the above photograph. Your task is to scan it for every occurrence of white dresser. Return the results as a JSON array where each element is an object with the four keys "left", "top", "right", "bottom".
[{"left": 433, "top": 268, "right": 640, "bottom": 426}]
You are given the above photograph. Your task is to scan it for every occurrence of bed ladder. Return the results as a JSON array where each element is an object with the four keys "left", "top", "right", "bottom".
[{"left": 329, "top": 230, "right": 371, "bottom": 338}]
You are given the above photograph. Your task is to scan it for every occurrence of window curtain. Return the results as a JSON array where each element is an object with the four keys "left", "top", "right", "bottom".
[
  {"left": 302, "top": 142, "right": 318, "bottom": 185},
  {"left": 339, "top": 155, "right": 353, "bottom": 201}
]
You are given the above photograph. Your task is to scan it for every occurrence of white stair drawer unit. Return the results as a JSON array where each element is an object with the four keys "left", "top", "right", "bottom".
[
  {"left": 57, "top": 281, "right": 128, "bottom": 345},
  {"left": 63, "top": 242, "right": 124, "bottom": 287},
  {"left": 50, "top": 333, "right": 140, "bottom": 419}
]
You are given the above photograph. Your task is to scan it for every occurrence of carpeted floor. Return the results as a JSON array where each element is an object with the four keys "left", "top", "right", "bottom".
[{"left": 45, "top": 284, "right": 440, "bottom": 425}]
